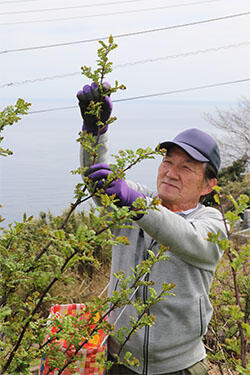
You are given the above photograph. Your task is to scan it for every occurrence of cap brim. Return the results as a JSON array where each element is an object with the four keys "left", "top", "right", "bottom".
[{"left": 159, "top": 141, "right": 209, "bottom": 163}]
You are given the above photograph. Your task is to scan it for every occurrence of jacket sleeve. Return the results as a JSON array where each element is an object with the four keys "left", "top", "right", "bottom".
[
  {"left": 136, "top": 200, "right": 226, "bottom": 271},
  {"left": 80, "top": 133, "right": 110, "bottom": 168}
]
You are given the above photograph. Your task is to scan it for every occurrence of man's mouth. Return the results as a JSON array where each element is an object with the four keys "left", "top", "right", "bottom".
[{"left": 162, "top": 181, "right": 180, "bottom": 190}]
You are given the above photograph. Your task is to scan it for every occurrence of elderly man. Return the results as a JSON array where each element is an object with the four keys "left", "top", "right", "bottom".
[{"left": 77, "top": 83, "right": 226, "bottom": 375}]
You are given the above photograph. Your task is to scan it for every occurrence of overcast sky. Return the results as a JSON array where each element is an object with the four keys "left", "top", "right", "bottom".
[
  {"left": 1, "top": 0, "right": 250, "bottom": 224},
  {"left": 1, "top": 0, "right": 250, "bottom": 103}
]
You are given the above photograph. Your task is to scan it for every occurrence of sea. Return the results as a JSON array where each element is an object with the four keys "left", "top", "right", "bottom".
[{"left": 0, "top": 99, "right": 227, "bottom": 228}]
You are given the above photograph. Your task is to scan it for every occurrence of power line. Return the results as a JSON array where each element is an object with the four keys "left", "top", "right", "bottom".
[
  {"left": 0, "top": 0, "right": 146, "bottom": 4},
  {"left": 28, "top": 78, "right": 250, "bottom": 114},
  {"left": 0, "top": 72, "right": 79, "bottom": 88},
  {"left": 117, "top": 41, "right": 250, "bottom": 66},
  {"left": 1, "top": 11, "right": 250, "bottom": 55},
  {"left": 2, "top": 41, "right": 250, "bottom": 88},
  {"left": 0, "top": 0, "right": 154, "bottom": 15},
  {"left": 0, "top": 0, "right": 38, "bottom": 3},
  {"left": 0, "top": 0, "right": 221, "bottom": 26}
]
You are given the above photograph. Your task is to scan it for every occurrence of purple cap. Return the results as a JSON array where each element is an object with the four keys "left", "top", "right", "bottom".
[{"left": 159, "top": 128, "right": 221, "bottom": 174}]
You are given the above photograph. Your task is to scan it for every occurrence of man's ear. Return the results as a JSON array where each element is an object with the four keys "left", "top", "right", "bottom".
[{"left": 203, "top": 178, "right": 217, "bottom": 196}]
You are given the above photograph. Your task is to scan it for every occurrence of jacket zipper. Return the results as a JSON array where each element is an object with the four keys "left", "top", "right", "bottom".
[
  {"left": 142, "top": 271, "right": 150, "bottom": 375},
  {"left": 142, "top": 240, "right": 154, "bottom": 375}
]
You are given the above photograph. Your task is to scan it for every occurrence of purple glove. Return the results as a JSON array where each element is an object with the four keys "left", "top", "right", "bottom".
[
  {"left": 85, "top": 163, "right": 145, "bottom": 208},
  {"left": 76, "top": 82, "right": 113, "bottom": 135}
]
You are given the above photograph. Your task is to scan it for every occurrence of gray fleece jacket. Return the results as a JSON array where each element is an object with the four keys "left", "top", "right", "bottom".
[{"left": 80, "top": 134, "right": 227, "bottom": 374}]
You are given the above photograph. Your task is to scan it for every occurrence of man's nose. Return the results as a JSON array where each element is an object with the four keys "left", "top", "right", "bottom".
[{"left": 166, "top": 166, "right": 179, "bottom": 179}]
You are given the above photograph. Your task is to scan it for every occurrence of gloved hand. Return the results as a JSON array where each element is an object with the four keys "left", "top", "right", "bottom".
[
  {"left": 76, "top": 82, "right": 113, "bottom": 135},
  {"left": 84, "top": 163, "right": 145, "bottom": 208}
]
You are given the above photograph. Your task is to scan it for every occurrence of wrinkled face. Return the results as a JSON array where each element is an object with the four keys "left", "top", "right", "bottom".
[{"left": 157, "top": 146, "right": 216, "bottom": 211}]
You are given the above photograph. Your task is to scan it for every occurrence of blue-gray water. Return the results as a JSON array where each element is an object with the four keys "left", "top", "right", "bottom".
[{"left": 0, "top": 99, "right": 229, "bottom": 228}]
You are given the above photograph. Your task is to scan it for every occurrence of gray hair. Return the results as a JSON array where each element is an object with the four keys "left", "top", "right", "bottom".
[
  {"left": 200, "top": 163, "right": 217, "bottom": 203},
  {"left": 203, "top": 162, "right": 217, "bottom": 182}
]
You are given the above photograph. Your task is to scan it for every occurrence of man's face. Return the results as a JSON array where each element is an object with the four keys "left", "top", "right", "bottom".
[{"left": 157, "top": 146, "right": 216, "bottom": 211}]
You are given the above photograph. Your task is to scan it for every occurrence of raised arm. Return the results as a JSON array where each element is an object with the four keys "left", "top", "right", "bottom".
[
  {"left": 77, "top": 82, "right": 147, "bottom": 208},
  {"left": 77, "top": 82, "right": 112, "bottom": 168}
]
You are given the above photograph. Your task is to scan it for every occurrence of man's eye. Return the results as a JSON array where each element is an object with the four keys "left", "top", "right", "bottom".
[{"left": 183, "top": 165, "right": 192, "bottom": 171}]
